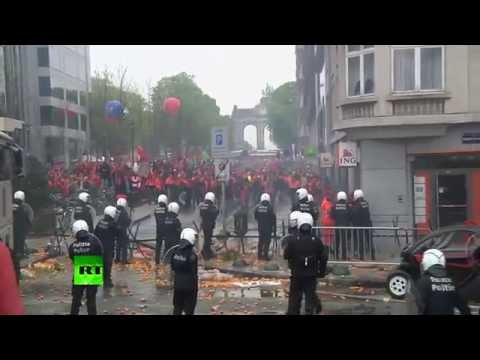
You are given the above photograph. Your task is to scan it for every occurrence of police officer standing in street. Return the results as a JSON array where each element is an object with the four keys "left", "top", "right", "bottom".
[
  {"left": 69, "top": 220, "right": 103, "bottom": 315},
  {"left": 74, "top": 192, "right": 95, "bottom": 233},
  {"left": 115, "top": 198, "right": 131, "bottom": 265},
  {"left": 254, "top": 193, "right": 276, "bottom": 261},
  {"left": 281, "top": 211, "right": 302, "bottom": 250},
  {"left": 350, "top": 189, "right": 372, "bottom": 260},
  {"left": 154, "top": 194, "right": 169, "bottom": 265},
  {"left": 12, "top": 191, "right": 34, "bottom": 282},
  {"left": 163, "top": 202, "right": 182, "bottom": 257},
  {"left": 284, "top": 212, "right": 327, "bottom": 315},
  {"left": 413, "top": 249, "right": 470, "bottom": 315},
  {"left": 94, "top": 206, "right": 118, "bottom": 288},
  {"left": 171, "top": 228, "right": 199, "bottom": 315},
  {"left": 331, "top": 191, "right": 351, "bottom": 260},
  {"left": 199, "top": 192, "right": 219, "bottom": 260},
  {"left": 291, "top": 188, "right": 316, "bottom": 220}
]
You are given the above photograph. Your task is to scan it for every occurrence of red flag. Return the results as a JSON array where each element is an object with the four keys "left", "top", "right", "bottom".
[{"left": 136, "top": 145, "right": 149, "bottom": 162}]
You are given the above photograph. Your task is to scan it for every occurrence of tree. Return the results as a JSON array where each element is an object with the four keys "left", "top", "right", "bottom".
[
  {"left": 265, "top": 82, "right": 297, "bottom": 148},
  {"left": 151, "top": 73, "right": 227, "bottom": 153}
]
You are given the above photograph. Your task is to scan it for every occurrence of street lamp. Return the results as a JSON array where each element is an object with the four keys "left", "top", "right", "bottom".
[{"left": 124, "top": 108, "right": 134, "bottom": 164}]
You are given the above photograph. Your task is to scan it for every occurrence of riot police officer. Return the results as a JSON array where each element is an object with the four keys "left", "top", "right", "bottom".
[
  {"left": 413, "top": 249, "right": 470, "bottom": 315},
  {"left": 69, "top": 220, "right": 104, "bottom": 315},
  {"left": 281, "top": 211, "right": 302, "bottom": 250},
  {"left": 74, "top": 192, "right": 95, "bottom": 233},
  {"left": 154, "top": 194, "right": 168, "bottom": 265},
  {"left": 350, "top": 189, "right": 372, "bottom": 260},
  {"left": 94, "top": 206, "right": 118, "bottom": 288},
  {"left": 171, "top": 228, "right": 199, "bottom": 315},
  {"left": 254, "top": 193, "right": 276, "bottom": 261},
  {"left": 284, "top": 213, "right": 327, "bottom": 315},
  {"left": 164, "top": 202, "right": 182, "bottom": 257},
  {"left": 199, "top": 192, "right": 219, "bottom": 260},
  {"left": 331, "top": 191, "right": 351, "bottom": 260},
  {"left": 115, "top": 198, "right": 131, "bottom": 265},
  {"left": 12, "top": 191, "right": 34, "bottom": 282},
  {"left": 291, "top": 188, "right": 316, "bottom": 220}
]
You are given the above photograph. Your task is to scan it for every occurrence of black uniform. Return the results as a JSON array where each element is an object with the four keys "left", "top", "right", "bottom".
[
  {"left": 284, "top": 227, "right": 327, "bottom": 315},
  {"left": 94, "top": 215, "right": 118, "bottom": 287},
  {"left": 308, "top": 200, "right": 320, "bottom": 226},
  {"left": 68, "top": 231, "right": 104, "bottom": 315},
  {"left": 330, "top": 200, "right": 351, "bottom": 260},
  {"left": 292, "top": 198, "right": 317, "bottom": 221},
  {"left": 254, "top": 200, "right": 276, "bottom": 260},
  {"left": 154, "top": 203, "right": 168, "bottom": 264},
  {"left": 115, "top": 206, "right": 131, "bottom": 264},
  {"left": 171, "top": 239, "right": 198, "bottom": 315},
  {"left": 199, "top": 200, "right": 219, "bottom": 260},
  {"left": 74, "top": 201, "right": 94, "bottom": 233},
  {"left": 350, "top": 198, "right": 372, "bottom": 260},
  {"left": 413, "top": 265, "right": 470, "bottom": 315},
  {"left": 12, "top": 199, "right": 33, "bottom": 282},
  {"left": 163, "top": 211, "right": 182, "bottom": 257}
]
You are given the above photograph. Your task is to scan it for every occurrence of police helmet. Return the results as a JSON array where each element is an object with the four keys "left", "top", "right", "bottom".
[
  {"left": 14, "top": 191, "right": 25, "bottom": 201},
  {"left": 79, "top": 192, "right": 90, "bottom": 203},
  {"left": 168, "top": 202, "right": 180, "bottom": 215},
  {"left": 337, "top": 191, "right": 347, "bottom": 201},
  {"left": 104, "top": 205, "right": 117, "bottom": 219},
  {"left": 296, "top": 188, "right": 308, "bottom": 201},
  {"left": 72, "top": 220, "right": 89, "bottom": 237},
  {"left": 181, "top": 228, "right": 198, "bottom": 245},
  {"left": 422, "top": 249, "right": 446, "bottom": 271},
  {"left": 158, "top": 194, "right": 168, "bottom": 205},
  {"left": 260, "top": 193, "right": 271, "bottom": 203},
  {"left": 353, "top": 189, "right": 364, "bottom": 201},
  {"left": 117, "top": 198, "right": 127, "bottom": 208},
  {"left": 205, "top": 192, "right": 215, "bottom": 202}
]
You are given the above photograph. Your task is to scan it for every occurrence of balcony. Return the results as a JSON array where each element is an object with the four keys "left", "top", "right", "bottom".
[
  {"left": 341, "top": 101, "right": 375, "bottom": 120},
  {"left": 391, "top": 98, "right": 445, "bottom": 116}
]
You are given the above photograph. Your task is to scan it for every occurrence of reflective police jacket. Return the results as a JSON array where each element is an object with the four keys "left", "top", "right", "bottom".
[
  {"left": 69, "top": 231, "right": 104, "bottom": 260},
  {"left": 331, "top": 200, "right": 351, "bottom": 226},
  {"left": 284, "top": 232, "right": 327, "bottom": 278},
  {"left": 199, "top": 200, "right": 219, "bottom": 229},
  {"left": 94, "top": 216, "right": 118, "bottom": 256},
  {"left": 74, "top": 201, "right": 94, "bottom": 232},
  {"left": 413, "top": 265, "right": 471, "bottom": 315},
  {"left": 154, "top": 204, "right": 168, "bottom": 236},
  {"left": 254, "top": 201, "right": 276, "bottom": 233},
  {"left": 350, "top": 199, "right": 372, "bottom": 227},
  {"left": 170, "top": 240, "right": 198, "bottom": 291}
]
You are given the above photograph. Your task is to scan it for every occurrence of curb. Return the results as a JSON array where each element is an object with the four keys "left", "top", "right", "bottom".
[{"left": 206, "top": 266, "right": 387, "bottom": 288}]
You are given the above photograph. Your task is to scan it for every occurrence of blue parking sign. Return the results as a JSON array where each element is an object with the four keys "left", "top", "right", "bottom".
[{"left": 216, "top": 134, "right": 223, "bottom": 146}]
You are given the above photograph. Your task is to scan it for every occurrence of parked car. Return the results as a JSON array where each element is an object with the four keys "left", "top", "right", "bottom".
[{"left": 386, "top": 225, "right": 480, "bottom": 301}]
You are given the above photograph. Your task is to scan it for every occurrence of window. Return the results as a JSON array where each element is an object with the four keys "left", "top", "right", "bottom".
[
  {"left": 38, "top": 77, "right": 51, "bottom": 97},
  {"left": 79, "top": 91, "right": 86, "bottom": 106},
  {"left": 67, "top": 111, "right": 79, "bottom": 130},
  {"left": 40, "top": 106, "right": 65, "bottom": 127},
  {"left": 393, "top": 46, "right": 444, "bottom": 92},
  {"left": 80, "top": 114, "right": 87, "bottom": 131},
  {"left": 66, "top": 89, "right": 78, "bottom": 104},
  {"left": 346, "top": 45, "right": 375, "bottom": 96},
  {"left": 52, "top": 87, "right": 64, "bottom": 100},
  {"left": 37, "top": 47, "right": 49, "bottom": 67}
]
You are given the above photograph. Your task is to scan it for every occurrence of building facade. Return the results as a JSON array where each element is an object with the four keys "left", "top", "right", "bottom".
[
  {"left": 19, "top": 45, "right": 91, "bottom": 166},
  {"left": 297, "top": 45, "right": 480, "bottom": 229}
]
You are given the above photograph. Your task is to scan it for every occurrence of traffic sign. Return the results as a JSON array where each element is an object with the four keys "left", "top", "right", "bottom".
[{"left": 211, "top": 127, "right": 229, "bottom": 158}]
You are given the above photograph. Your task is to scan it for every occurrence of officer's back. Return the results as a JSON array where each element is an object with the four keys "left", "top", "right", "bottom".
[
  {"left": 284, "top": 227, "right": 324, "bottom": 278},
  {"left": 331, "top": 192, "right": 351, "bottom": 226},
  {"left": 154, "top": 202, "right": 168, "bottom": 230},
  {"left": 350, "top": 190, "right": 371, "bottom": 226},
  {"left": 94, "top": 213, "right": 117, "bottom": 253},
  {"left": 199, "top": 199, "right": 218, "bottom": 228},
  {"left": 171, "top": 238, "right": 198, "bottom": 291},
  {"left": 69, "top": 228, "right": 103, "bottom": 259},
  {"left": 74, "top": 192, "right": 94, "bottom": 232},
  {"left": 254, "top": 199, "right": 275, "bottom": 228}
]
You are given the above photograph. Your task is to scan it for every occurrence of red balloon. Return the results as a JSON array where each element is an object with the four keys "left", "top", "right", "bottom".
[{"left": 163, "top": 97, "right": 182, "bottom": 116}]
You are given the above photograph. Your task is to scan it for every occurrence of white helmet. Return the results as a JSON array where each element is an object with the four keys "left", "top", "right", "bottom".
[
  {"left": 307, "top": 194, "right": 314, "bottom": 203},
  {"left": 260, "top": 193, "right": 271, "bottom": 203},
  {"left": 168, "top": 202, "right": 180, "bottom": 215},
  {"left": 353, "top": 189, "right": 364, "bottom": 201},
  {"left": 72, "top": 220, "right": 89, "bottom": 237},
  {"left": 297, "top": 212, "right": 314, "bottom": 230},
  {"left": 117, "top": 198, "right": 127, "bottom": 208},
  {"left": 289, "top": 211, "right": 302, "bottom": 228},
  {"left": 422, "top": 249, "right": 446, "bottom": 271},
  {"left": 181, "top": 228, "right": 198, "bottom": 245},
  {"left": 104, "top": 205, "right": 117, "bottom": 219},
  {"left": 205, "top": 192, "right": 215, "bottom": 202},
  {"left": 14, "top": 191, "right": 25, "bottom": 201},
  {"left": 158, "top": 194, "right": 168, "bottom": 205},
  {"left": 296, "top": 188, "right": 308, "bottom": 201},
  {"left": 337, "top": 191, "right": 347, "bottom": 201},
  {"left": 78, "top": 192, "right": 90, "bottom": 203}
]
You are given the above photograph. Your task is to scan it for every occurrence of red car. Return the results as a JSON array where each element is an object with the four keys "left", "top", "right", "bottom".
[{"left": 386, "top": 225, "right": 480, "bottom": 301}]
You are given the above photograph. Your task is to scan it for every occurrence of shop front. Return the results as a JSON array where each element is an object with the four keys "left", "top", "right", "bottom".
[{"left": 412, "top": 153, "right": 480, "bottom": 231}]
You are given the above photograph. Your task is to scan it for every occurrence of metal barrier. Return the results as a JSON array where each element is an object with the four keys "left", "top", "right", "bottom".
[{"left": 312, "top": 226, "right": 425, "bottom": 262}]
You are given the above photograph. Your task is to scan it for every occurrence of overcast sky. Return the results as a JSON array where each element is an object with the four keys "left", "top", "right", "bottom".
[{"left": 90, "top": 45, "right": 295, "bottom": 116}]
